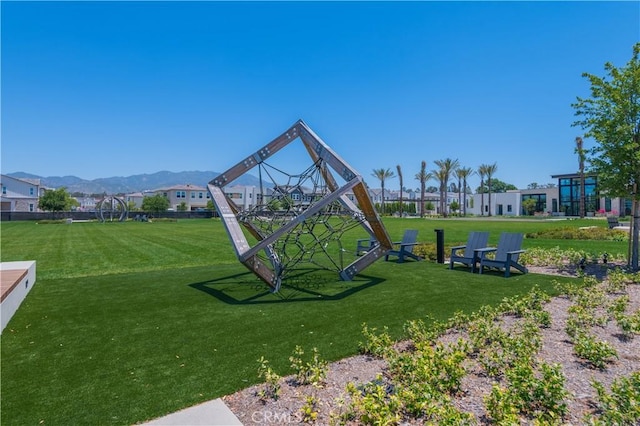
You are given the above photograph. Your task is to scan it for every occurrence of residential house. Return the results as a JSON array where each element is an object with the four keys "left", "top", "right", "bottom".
[
  {"left": 265, "top": 185, "right": 328, "bottom": 210},
  {"left": 0, "top": 174, "right": 45, "bottom": 212},
  {"left": 467, "top": 191, "right": 521, "bottom": 216},
  {"left": 124, "top": 191, "right": 156, "bottom": 211},
  {"left": 153, "top": 184, "right": 210, "bottom": 211},
  {"left": 223, "top": 185, "right": 261, "bottom": 211},
  {"left": 74, "top": 196, "right": 99, "bottom": 212}
]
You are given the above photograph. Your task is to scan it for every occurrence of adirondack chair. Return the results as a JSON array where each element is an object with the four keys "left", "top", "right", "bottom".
[
  {"left": 449, "top": 231, "right": 490, "bottom": 272},
  {"left": 385, "top": 229, "right": 422, "bottom": 263},
  {"left": 355, "top": 236, "right": 377, "bottom": 256},
  {"left": 476, "top": 232, "right": 528, "bottom": 277}
]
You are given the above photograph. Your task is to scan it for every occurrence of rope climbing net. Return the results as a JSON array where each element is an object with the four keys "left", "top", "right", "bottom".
[
  {"left": 208, "top": 120, "right": 392, "bottom": 292},
  {"left": 237, "top": 159, "right": 366, "bottom": 284}
]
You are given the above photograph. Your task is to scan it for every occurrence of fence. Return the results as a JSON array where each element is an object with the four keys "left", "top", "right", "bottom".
[{"left": 0, "top": 210, "right": 216, "bottom": 222}]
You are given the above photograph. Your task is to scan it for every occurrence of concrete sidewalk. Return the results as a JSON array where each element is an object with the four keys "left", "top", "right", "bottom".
[{"left": 141, "top": 398, "right": 242, "bottom": 425}]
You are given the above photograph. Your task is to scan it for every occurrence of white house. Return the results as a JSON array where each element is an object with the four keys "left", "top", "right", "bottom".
[
  {"left": 0, "top": 175, "right": 45, "bottom": 212},
  {"left": 467, "top": 190, "right": 522, "bottom": 216},
  {"left": 224, "top": 185, "right": 260, "bottom": 211}
]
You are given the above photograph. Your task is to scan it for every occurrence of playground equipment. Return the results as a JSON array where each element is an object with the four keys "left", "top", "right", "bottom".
[
  {"left": 96, "top": 195, "right": 128, "bottom": 222},
  {"left": 208, "top": 119, "right": 392, "bottom": 292}
]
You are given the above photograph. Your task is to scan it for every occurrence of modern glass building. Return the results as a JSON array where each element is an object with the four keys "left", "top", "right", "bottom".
[{"left": 551, "top": 173, "right": 599, "bottom": 216}]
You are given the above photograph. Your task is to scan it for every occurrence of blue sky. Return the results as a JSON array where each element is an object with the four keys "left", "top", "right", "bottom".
[{"left": 2, "top": 1, "right": 638, "bottom": 191}]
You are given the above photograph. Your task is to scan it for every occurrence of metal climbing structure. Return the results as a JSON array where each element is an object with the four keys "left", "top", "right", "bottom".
[
  {"left": 208, "top": 119, "right": 392, "bottom": 292},
  {"left": 96, "top": 195, "right": 128, "bottom": 222}
]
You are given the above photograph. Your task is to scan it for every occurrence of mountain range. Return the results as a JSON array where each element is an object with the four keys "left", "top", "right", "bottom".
[{"left": 6, "top": 171, "right": 262, "bottom": 195}]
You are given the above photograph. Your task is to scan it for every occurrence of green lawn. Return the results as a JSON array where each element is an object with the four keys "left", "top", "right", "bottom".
[{"left": 0, "top": 218, "right": 624, "bottom": 425}]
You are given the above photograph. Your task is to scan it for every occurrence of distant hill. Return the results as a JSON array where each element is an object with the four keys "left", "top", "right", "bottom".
[{"left": 6, "top": 171, "right": 263, "bottom": 195}]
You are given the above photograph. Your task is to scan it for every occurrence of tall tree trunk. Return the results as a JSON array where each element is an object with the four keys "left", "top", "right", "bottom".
[
  {"left": 480, "top": 179, "right": 485, "bottom": 216},
  {"left": 463, "top": 178, "right": 467, "bottom": 216},
  {"left": 488, "top": 182, "right": 492, "bottom": 217},
  {"left": 631, "top": 196, "right": 639, "bottom": 271},
  {"left": 457, "top": 177, "right": 462, "bottom": 217},
  {"left": 397, "top": 165, "right": 403, "bottom": 218},
  {"left": 577, "top": 137, "right": 586, "bottom": 218}
]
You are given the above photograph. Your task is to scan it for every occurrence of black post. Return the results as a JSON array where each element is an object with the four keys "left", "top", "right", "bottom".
[{"left": 434, "top": 229, "right": 444, "bottom": 264}]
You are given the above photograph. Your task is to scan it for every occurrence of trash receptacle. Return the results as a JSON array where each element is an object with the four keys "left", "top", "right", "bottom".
[{"left": 434, "top": 229, "right": 444, "bottom": 264}]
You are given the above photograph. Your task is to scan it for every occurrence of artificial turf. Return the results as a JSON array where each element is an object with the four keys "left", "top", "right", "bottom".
[{"left": 0, "top": 218, "right": 623, "bottom": 424}]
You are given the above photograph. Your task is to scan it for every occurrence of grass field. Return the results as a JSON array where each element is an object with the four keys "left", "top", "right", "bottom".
[{"left": 0, "top": 217, "right": 626, "bottom": 425}]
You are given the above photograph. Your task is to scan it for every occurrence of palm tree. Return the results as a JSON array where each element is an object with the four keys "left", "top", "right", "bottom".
[
  {"left": 485, "top": 163, "right": 498, "bottom": 216},
  {"left": 434, "top": 158, "right": 459, "bottom": 217},
  {"left": 396, "top": 164, "right": 403, "bottom": 217},
  {"left": 415, "top": 161, "right": 431, "bottom": 218},
  {"left": 576, "top": 136, "right": 586, "bottom": 218},
  {"left": 477, "top": 164, "right": 488, "bottom": 216},
  {"left": 456, "top": 167, "right": 474, "bottom": 216},
  {"left": 431, "top": 167, "right": 448, "bottom": 216},
  {"left": 371, "top": 168, "right": 395, "bottom": 215}
]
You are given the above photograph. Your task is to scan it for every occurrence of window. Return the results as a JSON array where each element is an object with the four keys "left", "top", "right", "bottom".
[
  {"left": 507, "top": 205, "right": 512, "bottom": 212},
  {"left": 29, "top": 203, "right": 34, "bottom": 212},
  {"left": 522, "top": 194, "right": 547, "bottom": 214},
  {"left": 199, "top": 192, "right": 203, "bottom": 199},
  {"left": 2, "top": 186, "right": 6, "bottom": 195},
  {"left": 191, "top": 192, "right": 195, "bottom": 199},
  {"left": 30, "top": 187, "right": 35, "bottom": 195},
  {"left": 176, "top": 191, "right": 186, "bottom": 198},
  {"left": 557, "top": 175, "right": 599, "bottom": 216}
]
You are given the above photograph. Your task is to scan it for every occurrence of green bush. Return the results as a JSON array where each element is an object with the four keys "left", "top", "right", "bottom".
[
  {"left": 525, "top": 227, "right": 628, "bottom": 241},
  {"left": 414, "top": 242, "right": 451, "bottom": 261},
  {"left": 588, "top": 372, "right": 640, "bottom": 425}
]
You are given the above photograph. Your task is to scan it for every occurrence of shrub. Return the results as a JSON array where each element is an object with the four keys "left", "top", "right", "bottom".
[
  {"left": 573, "top": 332, "right": 618, "bottom": 369},
  {"left": 525, "top": 227, "right": 628, "bottom": 241},
  {"left": 588, "top": 372, "right": 640, "bottom": 425},
  {"left": 256, "top": 356, "right": 281, "bottom": 401},
  {"left": 358, "top": 324, "right": 394, "bottom": 358},
  {"left": 289, "top": 346, "right": 328, "bottom": 388},
  {"left": 414, "top": 242, "right": 452, "bottom": 261}
]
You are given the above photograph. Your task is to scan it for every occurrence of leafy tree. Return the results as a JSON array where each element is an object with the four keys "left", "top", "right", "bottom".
[
  {"left": 414, "top": 161, "right": 431, "bottom": 218},
  {"left": 477, "top": 178, "right": 517, "bottom": 193},
  {"left": 371, "top": 168, "right": 395, "bottom": 215},
  {"left": 434, "top": 158, "right": 459, "bottom": 217},
  {"left": 206, "top": 200, "right": 215, "bottom": 211},
  {"left": 127, "top": 201, "right": 138, "bottom": 212},
  {"left": 267, "top": 198, "right": 281, "bottom": 211},
  {"left": 38, "top": 187, "right": 76, "bottom": 214},
  {"left": 522, "top": 198, "right": 537, "bottom": 216},
  {"left": 527, "top": 182, "right": 556, "bottom": 190},
  {"left": 177, "top": 201, "right": 188, "bottom": 212},
  {"left": 449, "top": 200, "right": 460, "bottom": 215},
  {"left": 396, "top": 165, "right": 403, "bottom": 217},
  {"left": 280, "top": 195, "right": 294, "bottom": 210},
  {"left": 142, "top": 194, "right": 170, "bottom": 215},
  {"left": 572, "top": 43, "right": 640, "bottom": 270}
]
